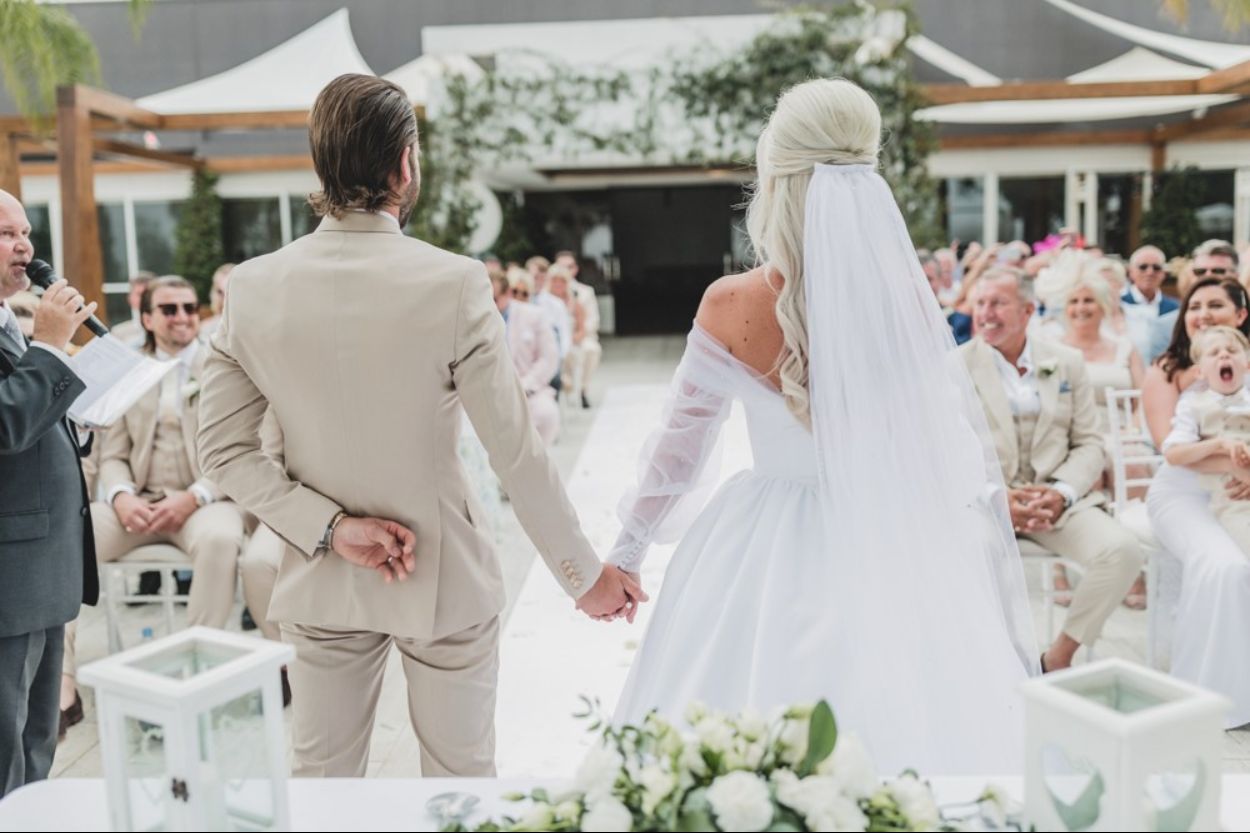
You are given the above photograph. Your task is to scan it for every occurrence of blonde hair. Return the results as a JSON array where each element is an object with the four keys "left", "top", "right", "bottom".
[
  {"left": 1190, "top": 324, "right": 1250, "bottom": 363},
  {"left": 1087, "top": 257, "right": 1126, "bottom": 295},
  {"left": 744, "top": 79, "right": 881, "bottom": 427},
  {"left": 506, "top": 266, "right": 533, "bottom": 295}
]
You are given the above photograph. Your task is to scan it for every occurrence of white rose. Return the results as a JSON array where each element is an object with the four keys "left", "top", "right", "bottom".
[
  {"left": 889, "top": 774, "right": 941, "bottom": 829},
  {"left": 515, "top": 802, "right": 555, "bottom": 831},
  {"left": 807, "top": 793, "right": 868, "bottom": 832},
  {"left": 574, "top": 743, "right": 624, "bottom": 800},
  {"left": 680, "top": 742, "right": 708, "bottom": 777},
  {"left": 706, "top": 771, "right": 774, "bottom": 832},
  {"left": 735, "top": 707, "right": 768, "bottom": 741},
  {"left": 685, "top": 701, "right": 709, "bottom": 725},
  {"left": 581, "top": 795, "right": 633, "bottom": 832},
  {"left": 638, "top": 764, "right": 677, "bottom": 815},
  {"left": 695, "top": 716, "right": 735, "bottom": 756},
  {"left": 822, "top": 734, "right": 879, "bottom": 799},
  {"left": 771, "top": 769, "right": 802, "bottom": 807},
  {"left": 777, "top": 717, "right": 809, "bottom": 766},
  {"left": 554, "top": 800, "right": 582, "bottom": 824}
]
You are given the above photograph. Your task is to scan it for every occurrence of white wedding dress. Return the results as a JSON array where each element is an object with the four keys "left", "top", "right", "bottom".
[{"left": 609, "top": 164, "right": 1039, "bottom": 776}]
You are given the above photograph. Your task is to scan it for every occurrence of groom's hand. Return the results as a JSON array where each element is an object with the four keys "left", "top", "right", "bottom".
[
  {"left": 331, "top": 516, "right": 417, "bottom": 582},
  {"left": 576, "top": 565, "right": 648, "bottom": 622}
]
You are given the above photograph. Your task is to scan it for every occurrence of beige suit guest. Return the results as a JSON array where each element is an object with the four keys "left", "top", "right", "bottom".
[
  {"left": 554, "top": 252, "right": 601, "bottom": 408},
  {"left": 492, "top": 275, "right": 560, "bottom": 445},
  {"left": 965, "top": 269, "right": 1144, "bottom": 672},
  {"left": 196, "top": 75, "right": 642, "bottom": 779}
]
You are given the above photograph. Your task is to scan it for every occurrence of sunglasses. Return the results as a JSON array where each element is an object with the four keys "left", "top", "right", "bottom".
[
  {"left": 1193, "top": 267, "right": 1233, "bottom": 277},
  {"left": 1135, "top": 263, "right": 1164, "bottom": 272},
  {"left": 511, "top": 289, "right": 530, "bottom": 300},
  {"left": 155, "top": 302, "right": 198, "bottom": 316}
]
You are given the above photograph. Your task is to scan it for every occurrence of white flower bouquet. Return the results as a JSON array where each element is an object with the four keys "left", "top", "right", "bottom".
[{"left": 444, "top": 699, "right": 1017, "bottom": 832}]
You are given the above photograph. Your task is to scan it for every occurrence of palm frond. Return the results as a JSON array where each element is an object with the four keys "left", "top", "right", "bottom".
[{"left": 1162, "top": 0, "right": 1250, "bottom": 32}]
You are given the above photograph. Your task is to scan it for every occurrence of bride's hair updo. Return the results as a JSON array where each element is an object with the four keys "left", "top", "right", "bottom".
[{"left": 745, "top": 78, "right": 881, "bottom": 427}]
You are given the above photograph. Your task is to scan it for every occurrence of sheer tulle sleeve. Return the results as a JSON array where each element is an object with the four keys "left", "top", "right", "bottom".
[{"left": 607, "top": 326, "right": 739, "bottom": 572}]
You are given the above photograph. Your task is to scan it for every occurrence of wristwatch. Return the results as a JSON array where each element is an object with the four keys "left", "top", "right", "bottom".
[{"left": 315, "top": 510, "right": 348, "bottom": 559}]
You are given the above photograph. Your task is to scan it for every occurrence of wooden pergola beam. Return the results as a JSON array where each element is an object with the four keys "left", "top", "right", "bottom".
[
  {"left": 159, "top": 110, "right": 310, "bottom": 131},
  {"left": 56, "top": 87, "right": 106, "bottom": 326},
  {"left": 923, "top": 78, "right": 1199, "bottom": 105},
  {"left": 67, "top": 85, "right": 162, "bottom": 130},
  {"left": 938, "top": 128, "right": 1153, "bottom": 150},
  {"left": 93, "top": 138, "right": 205, "bottom": 170},
  {"left": 1196, "top": 58, "right": 1250, "bottom": 94},
  {"left": 1151, "top": 99, "right": 1250, "bottom": 142}
]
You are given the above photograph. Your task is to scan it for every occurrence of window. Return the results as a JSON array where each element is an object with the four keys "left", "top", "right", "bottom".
[
  {"left": 1192, "top": 169, "right": 1235, "bottom": 243},
  {"left": 222, "top": 198, "right": 282, "bottom": 261},
  {"left": 98, "top": 202, "right": 129, "bottom": 286},
  {"left": 134, "top": 200, "right": 185, "bottom": 275},
  {"left": 940, "top": 178, "right": 984, "bottom": 244},
  {"left": 289, "top": 195, "right": 318, "bottom": 239},
  {"left": 998, "top": 177, "right": 1065, "bottom": 246},
  {"left": 26, "top": 205, "right": 53, "bottom": 269}
]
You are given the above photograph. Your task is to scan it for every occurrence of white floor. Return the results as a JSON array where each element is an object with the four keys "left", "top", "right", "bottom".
[{"left": 51, "top": 335, "right": 1250, "bottom": 779}]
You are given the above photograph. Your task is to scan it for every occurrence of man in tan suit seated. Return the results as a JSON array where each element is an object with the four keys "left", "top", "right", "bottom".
[
  {"left": 963, "top": 268, "right": 1145, "bottom": 672},
  {"left": 197, "top": 74, "right": 643, "bottom": 778},
  {"left": 492, "top": 269, "right": 560, "bottom": 445},
  {"left": 90, "top": 276, "right": 247, "bottom": 625}
]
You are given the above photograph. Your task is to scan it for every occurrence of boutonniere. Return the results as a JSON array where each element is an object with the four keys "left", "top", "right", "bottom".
[
  {"left": 181, "top": 380, "right": 200, "bottom": 400},
  {"left": 1038, "top": 360, "right": 1059, "bottom": 379},
  {"left": 1059, "top": 380, "right": 1072, "bottom": 394}
]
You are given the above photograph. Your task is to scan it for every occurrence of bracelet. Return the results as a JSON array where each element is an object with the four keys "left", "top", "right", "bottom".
[{"left": 326, "top": 510, "right": 348, "bottom": 552}]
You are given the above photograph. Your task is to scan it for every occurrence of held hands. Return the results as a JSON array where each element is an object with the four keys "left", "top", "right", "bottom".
[
  {"left": 1226, "top": 466, "right": 1250, "bottom": 501},
  {"left": 331, "top": 516, "right": 417, "bottom": 583},
  {"left": 113, "top": 492, "right": 155, "bottom": 534},
  {"left": 31, "top": 279, "right": 96, "bottom": 351},
  {"left": 576, "top": 565, "right": 648, "bottom": 624},
  {"left": 1008, "top": 486, "right": 1066, "bottom": 534},
  {"left": 147, "top": 491, "right": 198, "bottom": 533}
]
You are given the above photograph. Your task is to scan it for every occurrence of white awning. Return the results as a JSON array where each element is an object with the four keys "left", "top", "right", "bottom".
[
  {"left": 384, "top": 54, "right": 485, "bottom": 105},
  {"left": 917, "top": 93, "right": 1236, "bottom": 124},
  {"left": 1066, "top": 46, "right": 1209, "bottom": 83},
  {"left": 137, "top": 9, "right": 373, "bottom": 114},
  {"left": 1045, "top": 0, "right": 1250, "bottom": 69}
]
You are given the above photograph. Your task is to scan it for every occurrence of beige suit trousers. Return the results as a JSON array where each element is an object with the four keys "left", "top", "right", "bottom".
[
  {"left": 239, "top": 524, "right": 283, "bottom": 643},
  {"left": 1023, "top": 504, "right": 1145, "bottom": 645},
  {"left": 90, "top": 501, "right": 245, "bottom": 629},
  {"left": 280, "top": 617, "right": 499, "bottom": 778}
]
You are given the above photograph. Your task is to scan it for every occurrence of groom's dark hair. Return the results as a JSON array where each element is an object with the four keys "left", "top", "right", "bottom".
[{"left": 307, "top": 74, "right": 419, "bottom": 219}]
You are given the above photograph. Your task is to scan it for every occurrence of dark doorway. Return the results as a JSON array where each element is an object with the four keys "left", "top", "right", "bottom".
[{"left": 519, "top": 184, "right": 746, "bottom": 335}]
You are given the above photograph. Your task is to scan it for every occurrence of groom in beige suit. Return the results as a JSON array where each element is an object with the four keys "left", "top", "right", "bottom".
[
  {"left": 197, "top": 74, "right": 642, "bottom": 778},
  {"left": 963, "top": 268, "right": 1144, "bottom": 672}
]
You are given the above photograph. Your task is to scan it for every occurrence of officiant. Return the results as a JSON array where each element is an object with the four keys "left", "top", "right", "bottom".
[{"left": 0, "top": 189, "right": 99, "bottom": 798}]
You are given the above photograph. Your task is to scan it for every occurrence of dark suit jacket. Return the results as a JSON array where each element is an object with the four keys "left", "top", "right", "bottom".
[
  {"left": 1121, "top": 290, "right": 1179, "bottom": 316},
  {"left": 0, "top": 333, "right": 98, "bottom": 639}
]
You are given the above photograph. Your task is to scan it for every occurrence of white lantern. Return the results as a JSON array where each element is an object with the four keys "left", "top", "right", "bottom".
[
  {"left": 1021, "top": 658, "right": 1230, "bottom": 832},
  {"left": 78, "top": 626, "right": 295, "bottom": 832}
]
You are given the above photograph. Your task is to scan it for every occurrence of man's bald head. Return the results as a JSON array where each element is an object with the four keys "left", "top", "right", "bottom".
[{"left": 0, "top": 190, "right": 33, "bottom": 301}]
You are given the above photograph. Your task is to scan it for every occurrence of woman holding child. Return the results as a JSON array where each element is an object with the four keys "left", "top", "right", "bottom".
[{"left": 1144, "top": 277, "right": 1250, "bottom": 728}]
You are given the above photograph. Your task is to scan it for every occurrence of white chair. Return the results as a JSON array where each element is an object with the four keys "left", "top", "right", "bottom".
[
  {"left": 1018, "top": 540, "right": 1089, "bottom": 654},
  {"left": 1104, "top": 387, "right": 1175, "bottom": 669},
  {"left": 101, "top": 544, "right": 193, "bottom": 653}
]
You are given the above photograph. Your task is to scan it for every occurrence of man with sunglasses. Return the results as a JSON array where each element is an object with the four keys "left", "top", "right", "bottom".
[
  {"left": 1122, "top": 245, "right": 1176, "bottom": 363},
  {"left": 73, "top": 276, "right": 246, "bottom": 661}
]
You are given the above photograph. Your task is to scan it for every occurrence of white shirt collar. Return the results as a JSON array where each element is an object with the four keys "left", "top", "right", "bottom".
[
  {"left": 990, "top": 338, "right": 1033, "bottom": 377},
  {"left": 156, "top": 339, "right": 200, "bottom": 366},
  {"left": 1129, "top": 284, "right": 1160, "bottom": 309},
  {"left": 347, "top": 208, "right": 400, "bottom": 228}
]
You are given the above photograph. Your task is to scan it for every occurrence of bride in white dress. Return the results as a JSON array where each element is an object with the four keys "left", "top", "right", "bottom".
[{"left": 606, "top": 79, "right": 1038, "bottom": 775}]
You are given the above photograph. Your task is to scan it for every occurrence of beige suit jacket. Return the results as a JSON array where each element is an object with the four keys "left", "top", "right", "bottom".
[
  {"left": 99, "top": 344, "right": 222, "bottom": 501},
  {"left": 197, "top": 212, "right": 601, "bottom": 640},
  {"left": 505, "top": 300, "right": 559, "bottom": 395},
  {"left": 961, "top": 337, "right": 1107, "bottom": 523}
]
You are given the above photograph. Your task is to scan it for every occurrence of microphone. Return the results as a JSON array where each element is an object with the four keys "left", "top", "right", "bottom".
[{"left": 25, "top": 259, "right": 110, "bottom": 338}]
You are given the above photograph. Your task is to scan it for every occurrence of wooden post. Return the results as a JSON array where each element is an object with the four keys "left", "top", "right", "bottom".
[
  {"left": 0, "top": 133, "right": 20, "bottom": 201},
  {"left": 56, "top": 85, "right": 106, "bottom": 327},
  {"left": 1150, "top": 141, "right": 1167, "bottom": 174}
]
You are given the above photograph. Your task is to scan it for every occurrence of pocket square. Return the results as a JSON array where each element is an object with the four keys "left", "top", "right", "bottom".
[{"left": 1059, "top": 380, "right": 1072, "bottom": 394}]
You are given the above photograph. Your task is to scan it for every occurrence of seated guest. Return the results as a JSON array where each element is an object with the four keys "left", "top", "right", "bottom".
[
  {"left": 62, "top": 277, "right": 247, "bottom": 713},
  {"left": 1149, "top": 243, "right": 1237, "bottom": 364},
  {"left": 1163, "top": 325, "right": 1250, "bottom": 555},
  {"left": 1122, "top": 246, "right": 1175, "bottom": 364},
  {"left": 490, "top": 270, "right": 560, "bottom": 445},
  {"left": 963, "top": 268, "right": 1146, "bottom": 672},
  {"left": 109, "top": 271, "right": 156, "bottom": 349},
  {"left": 921, "top": 249, "right": 971, "bottom": 344},
  {"left": 198, "top": 263, "right": 235, "bottom": 342}
]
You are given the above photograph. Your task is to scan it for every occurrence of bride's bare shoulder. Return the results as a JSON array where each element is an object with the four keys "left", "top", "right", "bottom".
[{"left": 694, "top": 267, "right": 783, "bottom": 358}]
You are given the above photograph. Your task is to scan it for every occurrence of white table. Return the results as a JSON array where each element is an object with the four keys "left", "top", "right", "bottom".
[{"left": 2, "top": 775, "right": 1249, "bottom": 831}]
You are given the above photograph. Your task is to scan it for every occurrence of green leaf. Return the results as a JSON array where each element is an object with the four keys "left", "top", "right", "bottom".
[
  {"left": 765, "top": 823, "right": 803, "bottom": 832},
  {"left": 798, "top": 700, "right": 837, "bottom": 777}
]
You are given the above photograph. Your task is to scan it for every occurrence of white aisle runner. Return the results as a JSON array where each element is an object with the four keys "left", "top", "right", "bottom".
[{"left": 495, "top": 384, "right": 751, "bottom": 777}]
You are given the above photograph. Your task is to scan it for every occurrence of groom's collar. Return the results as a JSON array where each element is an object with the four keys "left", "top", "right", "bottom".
[{"left": 315, "top": 210, "right": 402, "bottom": 235}]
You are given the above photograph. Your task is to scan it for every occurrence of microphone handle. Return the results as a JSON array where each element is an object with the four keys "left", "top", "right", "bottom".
[{"left": 82, "top": 315, "right": 110, "bottom": 338}]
